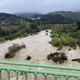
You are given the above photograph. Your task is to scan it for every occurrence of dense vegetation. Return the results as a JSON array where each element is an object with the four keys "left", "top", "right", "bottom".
[
  {"left": 50, "top": 23, "right": 80, "bottom": 48},
  {"left": 0, "top": 13, "right": 50, "bottom": 42},
  {"left": 40, "top": 11, "right": 80, "bottom": 24},
  {"left": 40, "top": 14, "right": 74, "bottom": 24}
]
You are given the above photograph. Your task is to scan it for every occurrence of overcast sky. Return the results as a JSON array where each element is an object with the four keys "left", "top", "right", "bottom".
[{"left": 0, "top": 0, "right": 80, "bottom": 13}]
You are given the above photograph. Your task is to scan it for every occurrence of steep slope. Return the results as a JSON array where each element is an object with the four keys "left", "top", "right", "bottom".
[{"left": 40, "top": 11, "right": 80, "bottom": 24}]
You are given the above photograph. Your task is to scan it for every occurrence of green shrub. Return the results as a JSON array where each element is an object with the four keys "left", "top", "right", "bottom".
[
  {"left": 8, "top": 43, "right": 26, "bottom": 53},
  {"left": 51, "top": 34, "right": 76, "bottom": 47},
  {"left": 5, "top": 43, "right": 26, "bottom": 58},
  {"left": 50, "top": 24, "right": 78, "bottom": 47},
  {"left": 60, "top": 36, "right": 76, "bottom": 47},
  {"left": 50, "top": 33, "right": 59, "bottom": 38},
  {"left": 51, "top": 37, "right": 60, "bottom": 46},
  {"left": 0, "top": 37, "right": 5, "bottom": 43},
  {"left": 8, "top": 44, "right": 20, "bottom": 53}
]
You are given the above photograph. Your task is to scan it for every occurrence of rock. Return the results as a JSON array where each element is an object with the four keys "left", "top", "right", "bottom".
[
  {"left": 57, "top": 47, "right": 62, "bottom": 50},
  {"left": 46, "top": 33, "right": 48, "bottom": 35},
  {"left": 47, "top": 55, "right": 52, "bottom": 60},
  {"left": 26, "top": 56, "right": 31, "bottom": 60},
  {"left": 46, "top": 30, "right": 48, "bottom": 32}
]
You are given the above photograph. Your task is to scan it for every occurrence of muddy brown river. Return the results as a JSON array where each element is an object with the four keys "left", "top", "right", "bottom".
[{"left": 0, "top": 30, "right": 80, "bottom": 80}]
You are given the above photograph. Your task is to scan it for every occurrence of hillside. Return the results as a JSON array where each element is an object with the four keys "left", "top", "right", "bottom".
[
  {"left": 41, "top": 11, "right": 80, "bottom": 24},
  {"left": 15, "top": 11, "right": 80, "bottom": 24},
  {"left": 0, "top": 13, "right": 31, "bottom": 26},
  {"left": 15, "top": 12, "right": 42, "bottom": 19},
  {"left": 0, "top": 13, "right": 49, "bottom": 42}
]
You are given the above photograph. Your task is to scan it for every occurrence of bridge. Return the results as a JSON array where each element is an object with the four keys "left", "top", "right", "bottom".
[{"left": 0, "top": 61, "right": 80, "bottom": 80}]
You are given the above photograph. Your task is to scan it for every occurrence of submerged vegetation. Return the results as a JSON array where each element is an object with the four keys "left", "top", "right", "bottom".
[
  {"left": 47, "top": 52, "right": 67, "bottom": 64},
  {"left": 5, "top": 43, "right": 26, "bottom": 58}
]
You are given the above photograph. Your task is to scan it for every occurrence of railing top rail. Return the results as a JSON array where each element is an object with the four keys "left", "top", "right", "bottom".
[
  {"left": 0, "top": 66, "right": 80, "bottom": 78},
  {"left": 0, "top": 61, "right": 80, "bottom": 71}
]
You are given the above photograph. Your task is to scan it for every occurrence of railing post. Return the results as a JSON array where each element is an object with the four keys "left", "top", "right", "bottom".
[
  {"left": 34, "top": 73, "right": 37, "bottom": 80},
  {"left": 0, "top": 61, "right": 80, "bottom": 80},
  {"left": 77, "top": 77, "right": 80, "bottom": 80},
  {"left": 66, "top": 76, "right": 69, "bottom": 80},
  {"left": 44, "top": 74, "right": 48, "bottom": 80},
  {"left": 6, "top": 70, "right": 10, "bottom": 80},
  {"left": 25, "top": 72, "right": 28, "bottom": 80},
  {"left": 15, "top": 71, "right": 19, "bottom": 80},
  {"left": 54, "top": 75, "right": 57, "bottom": 80},
  {"left": 0, "top": 70, "right": 2, "bottom": 80}
]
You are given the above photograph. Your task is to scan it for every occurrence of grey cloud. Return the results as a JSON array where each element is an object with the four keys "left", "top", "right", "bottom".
[{"left": 0, "top": 0, "right": 80, "bottom": 13}]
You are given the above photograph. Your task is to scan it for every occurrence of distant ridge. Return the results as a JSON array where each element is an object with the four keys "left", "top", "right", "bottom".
[{"left": 15, "top": 11, "right": 80, "bottom": 24}]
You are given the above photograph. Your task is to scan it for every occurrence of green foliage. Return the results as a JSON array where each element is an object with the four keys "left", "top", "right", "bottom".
[
  {"left": 8, "top": 44, "right": 26, "bottom": 53},
  {"left": 51, "top": 37, "right": 60, "bottom": 46},
  {"left": 60, "top": 35, "right": 76, "bottom": 47},
  {"left": 0, "top": 13, "right": 52, "bottom": 40},
  {"left": 5, "top": 43, "right": 26, "bottom": 58},
  {"left": 0, "top": 37, "right": 5, "bottom": 43},
  {"left": 51, "top": 35, "right": 76, "bottom": 47},
  {"left": 40, "top": 14, "right": 73, "bottom": 24},
  {"left": 77, "top": 22, "right": 80, "bottom": 30},
  {"left": 51, "top": 24, "right": 79, "bottom": 47},
  {"left": 50, "top": 33, "right": 59, "bottom": 38}
]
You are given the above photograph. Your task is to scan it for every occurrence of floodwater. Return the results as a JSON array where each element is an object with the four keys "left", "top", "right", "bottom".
[{"left": 0, "top": 30, "right": 80, "bottom": 80}]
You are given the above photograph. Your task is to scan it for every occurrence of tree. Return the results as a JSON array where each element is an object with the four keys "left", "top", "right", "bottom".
[{"left": 77, "top": 22, "right": 80, "bottom": 30}]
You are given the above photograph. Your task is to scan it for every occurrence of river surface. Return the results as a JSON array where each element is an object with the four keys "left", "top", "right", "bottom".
[
  {"left": 0, "top": 30, "right": 80, "bottom": 67},
  {"left": 0, "top": 30, "right": 80, "bottom": 80}
]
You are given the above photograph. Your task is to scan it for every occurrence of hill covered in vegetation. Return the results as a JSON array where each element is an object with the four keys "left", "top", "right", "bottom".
[
  {"left": 16, "top": 11, "right": 80, "bottom": 24},
  {"left": 0, "top": 13, "right": 49, "bottom": 42},
  {"left": 0, "top": 12, "right": 80, "bottom": 48}
]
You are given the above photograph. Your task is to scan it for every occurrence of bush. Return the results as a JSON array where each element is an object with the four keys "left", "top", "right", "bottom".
[
  {"left": 51, "top": 37, "right": 60, "bottom": 46},
  {"left": 50, "top": 24, "right": 80, "bottom": 47},
  {"left": 51, "top": 34, "right": 76, "bottom": 47},
  {"left": 50, "top": 33, "right": 59, "bottom": 38},
  {"left": 60, "top": 35, "right": 76, "bottom": 47},
  {"left": 0, "top": 37, "right": 5, "bottom": 43},
  {"left": 8, "top": 44, "right": 21, "bottom": 53},
  {"left": 5, "top": 43, "right": 26, "bottom": 58}
]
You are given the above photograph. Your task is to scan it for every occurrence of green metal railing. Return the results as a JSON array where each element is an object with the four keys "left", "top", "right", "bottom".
[{"left": 0, "top": 61, "right": 80, "bottom": 80}]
